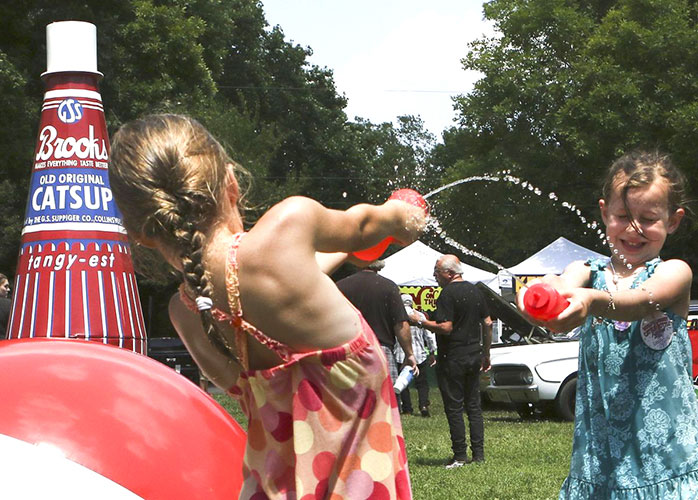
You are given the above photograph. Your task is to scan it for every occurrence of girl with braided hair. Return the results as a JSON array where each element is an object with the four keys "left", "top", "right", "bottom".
[{"left": 109, "top": 114, "right": 426, "bottom": 499}]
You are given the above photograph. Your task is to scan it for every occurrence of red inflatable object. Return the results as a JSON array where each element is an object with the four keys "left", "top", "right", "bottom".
[
  {"left": 523, "top": 283, "right": 570, "bottom": 321},
  {"left": 352, "top": 189, "right": 429, "bottom": 261},
  {"left": 0, "top": 339, "right": 246, "bottom": 499}
]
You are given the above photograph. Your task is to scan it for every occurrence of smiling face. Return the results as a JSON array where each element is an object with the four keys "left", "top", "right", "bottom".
[{"left": 600, "top": 175, "right": 684, "bottom": 267}]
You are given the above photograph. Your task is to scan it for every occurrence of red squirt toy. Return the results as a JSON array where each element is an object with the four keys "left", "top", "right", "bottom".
[
  {"left": 523, "top": 283, "right": 570, "bottom": 321},
  {"left": 352, "top": 188, "right": 429, "bottom": 261}
]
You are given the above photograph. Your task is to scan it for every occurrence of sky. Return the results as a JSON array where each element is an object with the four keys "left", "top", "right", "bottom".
[{"left": 260, "top": 0, "right": 495, "bottom": 138}]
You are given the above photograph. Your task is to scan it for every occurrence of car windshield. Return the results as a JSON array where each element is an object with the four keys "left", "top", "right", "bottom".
[{"left": 552, "top": 326, "right": 581, "bottom": 341}]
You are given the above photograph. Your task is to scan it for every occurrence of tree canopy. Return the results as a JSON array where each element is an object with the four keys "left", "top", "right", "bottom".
[
  {"left": 0, "top": 0, "right": 696, "bottom": 305},
  {"left": 430, "top": 0, "right": 697, "bottom": 291},
  {"left": 0, "top": 0, "right": 437, "bottom": 332}
]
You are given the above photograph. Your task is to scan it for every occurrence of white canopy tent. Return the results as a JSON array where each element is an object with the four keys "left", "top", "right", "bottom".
[
  {"left": 379, "top": 240, "right": 496, "bottom": 286},
  {"left": 507, "top": 237, "right": 607, "bottom": 276}
]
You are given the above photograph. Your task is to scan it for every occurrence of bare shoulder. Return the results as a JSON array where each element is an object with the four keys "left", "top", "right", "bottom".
[
  {"left": 655, "top": 259, "right": 693, "bottom": 284},
  {"left": 260, "top": 196, "right": 323, "bottom": 224},
  {"left": 250, "top": 197, "right": 323, "bottom": 243}
]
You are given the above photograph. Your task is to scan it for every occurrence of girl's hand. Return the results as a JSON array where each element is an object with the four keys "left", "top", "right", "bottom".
[
  {"left": 516, "top": 275, "right": 566, "bottom": 325},
  {"left": 385, "top": 198, "right": 428, "bottom": 246},
  {"left": 536, "top": 288, "right": 595, "bottom": 333}
]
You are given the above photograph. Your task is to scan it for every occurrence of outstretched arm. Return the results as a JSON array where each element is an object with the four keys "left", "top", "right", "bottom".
[
  {"left": 255, "top": 196, "right": 427, "bottom": 257},
  {"left": 517, "top": 259, "right": 692, "bottom": 333}
]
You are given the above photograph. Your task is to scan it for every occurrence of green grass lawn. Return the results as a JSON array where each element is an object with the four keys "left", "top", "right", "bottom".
[{"left": 214, "top": 386, "right": 573, "bottom": 500}]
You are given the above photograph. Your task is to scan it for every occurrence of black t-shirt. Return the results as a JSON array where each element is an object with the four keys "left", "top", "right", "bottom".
[
  {"left": 434, "top": 280, "right": 490, "bottom": 358},
  {"left": 0, "top": 297, "right": 11, "bottom": 339},
  {"left": 336, "top": 270, "right": 408, "bottom": 348}
]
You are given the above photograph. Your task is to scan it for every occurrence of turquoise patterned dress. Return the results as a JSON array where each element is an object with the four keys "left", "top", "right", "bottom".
[{"left": 560, "top": 258, "right": 698, "bottom": 499}]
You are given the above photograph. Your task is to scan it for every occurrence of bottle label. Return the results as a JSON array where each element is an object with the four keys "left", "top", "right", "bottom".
[{"left": 9, "top": 76, "right": 145, "bottom": 353}]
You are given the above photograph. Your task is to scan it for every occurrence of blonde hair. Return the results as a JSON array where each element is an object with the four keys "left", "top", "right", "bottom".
[{"left": 110, "top": 114, "right": 247, "bottom": 359}]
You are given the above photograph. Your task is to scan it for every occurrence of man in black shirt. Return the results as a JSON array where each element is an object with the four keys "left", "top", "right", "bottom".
[
  {"left": 336, "top": 260, "right": 417, "bottom": 393},
  {"left": 412, "top": 254, "right": 492, "bottom": 467}
]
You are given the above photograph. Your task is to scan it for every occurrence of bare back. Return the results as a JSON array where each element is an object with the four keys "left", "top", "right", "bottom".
[{"left": 202, "top": 195, "right": 422, "bottom": 370}]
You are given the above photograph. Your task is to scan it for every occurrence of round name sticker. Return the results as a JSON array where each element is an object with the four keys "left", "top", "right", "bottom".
[{"left": 640, "top": 312, "right": 674, "bottom": 350}]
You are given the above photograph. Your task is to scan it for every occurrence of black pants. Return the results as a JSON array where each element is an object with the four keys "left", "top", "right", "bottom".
[
  {"left": 436, "top": 352, "right": 484, "bottom": 461},
  {"left": 399, "top": 359, "right": 431, "bottom": 412}
]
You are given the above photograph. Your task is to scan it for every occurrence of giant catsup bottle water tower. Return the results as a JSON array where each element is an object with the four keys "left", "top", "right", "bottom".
[{"left": 6, "top": 21, "right": 147, "bottom": 353}]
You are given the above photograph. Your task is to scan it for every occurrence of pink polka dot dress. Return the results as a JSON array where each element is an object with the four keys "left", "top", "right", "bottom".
[{"left": 223, "top": 234, "right": 412, "bottom": 499}]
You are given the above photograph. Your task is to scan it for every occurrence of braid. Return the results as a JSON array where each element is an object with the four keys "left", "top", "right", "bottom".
[
  {"left": 150, "top": 195, "right": 238, "bottom": 362},
  {"left": 178, "top": 218, "right": 240, "bottom": 363}
]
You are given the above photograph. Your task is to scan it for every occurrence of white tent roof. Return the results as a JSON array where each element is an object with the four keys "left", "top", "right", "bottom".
[
  {"left": 379, "top": 240, "right": 496, "bottom": 286},
  {"left": 507, "top": 237, "right": 607, "bottom": 276}
]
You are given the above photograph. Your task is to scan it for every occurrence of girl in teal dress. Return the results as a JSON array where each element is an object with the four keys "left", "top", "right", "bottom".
[{"left": 517, "top": 150, "right": 697, "bottom": 499}]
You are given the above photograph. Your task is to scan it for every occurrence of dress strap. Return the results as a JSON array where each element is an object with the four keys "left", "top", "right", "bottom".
[
  {"left": 585, "top": 257, "right": 610, "bottom": 273},
  {"left": 644, "top": 257, "right": 662, "bottom": 276},
  {"left": 226, "top": 233, "right": 294, "bottom": 364}
]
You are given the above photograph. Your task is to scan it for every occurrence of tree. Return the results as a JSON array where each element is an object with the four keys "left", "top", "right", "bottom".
[
  {"left": 0, "top": 0, "right": 370, "bottom": 273},
  {"left": 436, "top": 0, "right": 697, "bottom": 290}
]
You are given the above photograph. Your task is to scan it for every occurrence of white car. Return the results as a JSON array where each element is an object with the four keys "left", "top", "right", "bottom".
[{"left": 485, "top": 329, "right": 580, "bottom": 421}]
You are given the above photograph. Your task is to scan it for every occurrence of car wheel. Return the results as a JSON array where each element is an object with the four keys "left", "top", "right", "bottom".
[
  {"left": 514, "top": 403, "right": 536, "bottom": 419},
  {"left": 555, "top": 376, "right": 577, "bottom": 421}
]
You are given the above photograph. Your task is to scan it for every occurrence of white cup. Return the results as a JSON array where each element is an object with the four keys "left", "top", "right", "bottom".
[{"left": 393, "top": 366, "right": 414, "bottom": 393}]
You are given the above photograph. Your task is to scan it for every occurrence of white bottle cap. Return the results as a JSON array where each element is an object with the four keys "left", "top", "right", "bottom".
[{"left": 43, "top": 21, "right": 103, "bottom": 77}]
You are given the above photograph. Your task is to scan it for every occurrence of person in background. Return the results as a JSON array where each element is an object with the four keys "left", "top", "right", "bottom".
[
  {"left": 395, "top": 294, "right": 437, "bottom": 416},
  {"left": 336, "top": 260, "right": 418, "bottom": 392},
  {"left": 412, "top": 254, "right": 492, "bottom": 468},
  {"left": 0, "top": 273, "right": 12, "bottom": 338}
]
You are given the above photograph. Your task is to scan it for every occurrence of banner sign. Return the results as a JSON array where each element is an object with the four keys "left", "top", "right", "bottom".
[{"left": 399, "top": 286, "right": 442, "bottom": 313}]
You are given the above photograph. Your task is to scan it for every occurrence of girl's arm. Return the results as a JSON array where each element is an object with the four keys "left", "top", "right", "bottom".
[
  {"left": 527, "top": 259, "right": 692, "bottom": 333},
  {"left": 168, "top": 293, "right": 240, "bottom": 391},
  {"left": 577, "top": 259, "right": 692, "bottom": 321},
  {"left": 315, "top": 252, "right": 349, "bottom": 275},
  {"left": 254, "top": 196, "right": 426, "bottom": 257},
  {"left": 314, "top": 252, "right": 375, "bottom": 275},
  {"left": 516, "top": 260, "right": 591, "bottom": 326}
]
